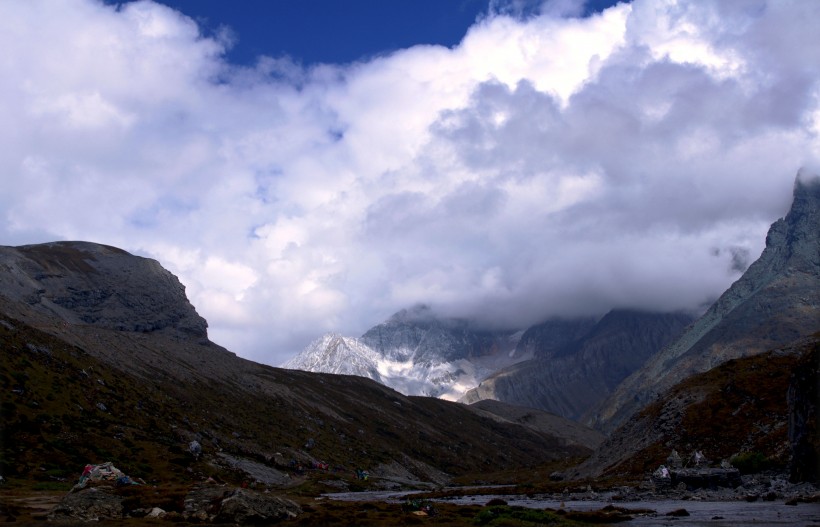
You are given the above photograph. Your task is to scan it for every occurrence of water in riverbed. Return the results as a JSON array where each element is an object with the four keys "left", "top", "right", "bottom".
[{"left": 323, "top": 490, "right": 820, "bottom": 526}]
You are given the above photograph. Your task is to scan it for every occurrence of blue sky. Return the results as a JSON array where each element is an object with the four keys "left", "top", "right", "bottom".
[
  {"left": 153, "top": 0, "right": 621, "bottom": 65},
  {"left": 1, "top": 0, "right": 818, "bottom": 364}
]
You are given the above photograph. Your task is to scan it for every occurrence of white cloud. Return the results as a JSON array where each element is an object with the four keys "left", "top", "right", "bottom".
[{"left": 0, "top": 0, "right": 817, "bottom": 364}]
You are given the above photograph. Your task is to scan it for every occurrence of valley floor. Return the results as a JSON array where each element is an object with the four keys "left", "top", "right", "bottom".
[{"left": 3, "top": 472, "right": 818, "bottom": 526}]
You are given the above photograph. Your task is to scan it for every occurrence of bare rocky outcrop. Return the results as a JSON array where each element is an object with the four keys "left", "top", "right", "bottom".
[
  {"left": 214, "top": 488, "right": 300, "bottom": 524},
  {"left": 591, "top": 172, "right": 820, "bottom": 432},
  {"left": 48, "top": 487, "right": 124, "bottom": 522},
  {"left": 183, "top": 485, "right": 300, "bottom": 524},
  {"left": 0, "top": 241, "right": 207, "bottom": 338}
]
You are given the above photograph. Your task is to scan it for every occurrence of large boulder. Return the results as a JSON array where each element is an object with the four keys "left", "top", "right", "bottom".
[
  {"left": 215, "top": 488, "right": 301, "bottom": 524},
  {"left": 48, "top": 487, "right": 123, "bottom": 522},
  {"left": 183, "top": 484, "right": 300, "bottom": 523}
]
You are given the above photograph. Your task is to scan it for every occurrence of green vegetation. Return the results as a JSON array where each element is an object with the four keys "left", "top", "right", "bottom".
[
  {"left": 30, "top": 481, "right": 73, "bottom": 491},
  {"left": 730, "top": 452, "right": 772, "bottom": 475},
  {"left": 474, "top": 505, "right": 568, "bottom": 525}
]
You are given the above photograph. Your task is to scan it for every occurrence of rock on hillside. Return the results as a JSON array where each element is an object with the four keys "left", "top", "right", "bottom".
[
  {"left": 461, "top": 310, "right": 692, "bottom": 422},
  {"left": 591, "top": 172, "right": 820, "bottom": 432}
]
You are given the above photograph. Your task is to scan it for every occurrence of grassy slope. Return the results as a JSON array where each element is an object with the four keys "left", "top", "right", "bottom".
[
  {"left": 0, "top": 310, "right": 589, "bottom": 491},
  {"left": 1, "top": 315, "right": 217, "bottom": 487}
]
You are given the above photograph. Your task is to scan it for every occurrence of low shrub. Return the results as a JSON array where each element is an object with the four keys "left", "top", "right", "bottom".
[
  {"left": 730, "top": 452, "right": 771, "bottom": 474},
  {"left": 474, "top": 505, "right": 566, "bottom": 525}
]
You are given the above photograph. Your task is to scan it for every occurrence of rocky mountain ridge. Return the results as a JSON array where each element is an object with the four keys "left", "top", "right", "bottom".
[
  {"left": 468, "top": 399, "right": 606, "bottom": 451},
  {"left": 286, "top": 305, "right": 691, "bottom": 414},
  {"left": 591, "top": 173, "right": 820, "bottom": 432},
  {"left": 461, "top": 310, "right": 693, "bottom": 422},
  {"left": 284, "top": 305, "right": 530, "bottom": 400},
  {"left": 0, "top": 241, "right": 207, "bottom": 337}
]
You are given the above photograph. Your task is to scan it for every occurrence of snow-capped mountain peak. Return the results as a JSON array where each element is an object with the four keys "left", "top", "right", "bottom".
[
  {"left": 283, "top": 333, "right": 383, "bottom": 381},
  {"left": 282, "top": 310, "right": 528, "bottom": 401}
]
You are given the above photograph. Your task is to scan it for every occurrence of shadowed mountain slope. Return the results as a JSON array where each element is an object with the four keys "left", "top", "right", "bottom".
[
  {"left": 461, "top": 310, "right": 692, "bottom": 422},
  {"left": 467, "top": 400, "right": 605, "bottom": 451}
]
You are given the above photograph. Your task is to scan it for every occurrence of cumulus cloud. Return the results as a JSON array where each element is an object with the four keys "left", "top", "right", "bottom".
[{"left": 0, "top": 0, "right": 817, "bottom": 364}]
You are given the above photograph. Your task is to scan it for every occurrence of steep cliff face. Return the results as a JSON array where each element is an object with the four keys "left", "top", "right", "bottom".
[
  {"left": 460, "top": 310, "right": 692, "bottom": 422},
  {"left": 0, "top": 241, "right": 207, "bottom": 338},
  {"left": 591, "top": 173, "right": 820, "bottom": 432}
]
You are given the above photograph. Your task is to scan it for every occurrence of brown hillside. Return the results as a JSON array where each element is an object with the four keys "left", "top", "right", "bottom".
[
  {"left": 572, "top": 336, "right": 818, "bottom": 481},
  {"left": 0, "top": 311, "right": 588, "bottom": 489}
]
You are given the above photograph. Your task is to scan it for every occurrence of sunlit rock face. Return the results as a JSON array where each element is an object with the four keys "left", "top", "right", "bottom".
[{"left": 591, "top": 172, "right": 820, "bottom": 433}]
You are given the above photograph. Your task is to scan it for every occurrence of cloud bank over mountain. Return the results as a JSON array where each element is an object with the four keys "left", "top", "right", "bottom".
[{"left": 1, "top": 0, "right": 818, "bottom": 364}]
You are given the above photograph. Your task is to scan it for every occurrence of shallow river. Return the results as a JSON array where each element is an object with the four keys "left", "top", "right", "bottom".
[{"left": 323, "top": 490, "right": 820, "bottom": 526}]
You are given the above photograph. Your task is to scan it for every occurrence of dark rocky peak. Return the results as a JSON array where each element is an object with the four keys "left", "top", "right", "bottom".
[
  {"left": 591, "top": 171, "right": 820, "bottom": 432},
  {"left": 791, "top": 169, "right": 820, "bottom": 211},
  {"left": 385, "top": 303, "right": 440, "bottom": 325},
  {"left": 0, "top": 241, "right": 207, "bottom": 338},
  {"left": 461, "top": 309, "right": 691, "bottom": 421},
  {"left": 515, "top": 316, "right": 597, "bottom": 359},
  {"left": 781, "top": 171, "right": 820, "bottom": 261},
  {"left": 556, "top": 309, "right": 693, "bottom": 359},
  {"left": 752, "top": 170, "right": 819, "bottom": 277},
  {"left": 359, "top": 305, "right": 518, "bottom": 362}
]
